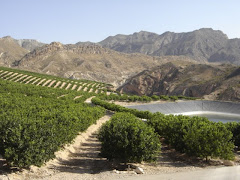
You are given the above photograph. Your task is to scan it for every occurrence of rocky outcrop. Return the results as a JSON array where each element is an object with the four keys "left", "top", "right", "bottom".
[
  {"left": 14, "top": 39, "right": 45, "bottom": 51},
  {"left": 100, "top": 28, "right": 240, "bottom": 65},
  {"left": 118, "top": 63, "right": 240, "bottom": 101},
  {"left": 209, "top": 39, "right": 240, "bottom": 65},
  {"left": 16, "top": 43, "right": 111, "bottom": 66},
  {"left": 118, "top": 63, "right": 180, "bottom": 95},
  {"left": 219, "top": 87, "right": 240, "bottom": 101}
]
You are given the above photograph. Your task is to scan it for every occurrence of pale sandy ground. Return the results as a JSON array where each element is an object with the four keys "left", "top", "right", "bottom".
[
  {"left": 54, "top": 81, "right": 62, "bottom": 88},
  {"left": 47, "top": 80, "right": 56, "bottom": 87},
  {"left": 113, "top": 99, "right": 200, "bottom": 109},
  {"left": 113, "top": 100, "right": 169, "bottom": 106},
  {"left": 123, "top": 165, "right": 240, "bottom": 180},
  {"left": 25, "top": 77, "right": 37, "bottom": 84}
]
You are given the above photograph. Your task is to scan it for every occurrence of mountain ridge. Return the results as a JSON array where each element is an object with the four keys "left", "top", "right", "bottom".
[
  {"left": 0, "top": 36, "right": 29, "bottom": 66},
  {"left": 14, "top": 38, "right": 45, "bottom": 51},
  {"left": 0, "top": 30, "right": 239, "bottom": 101},
  {"left": 100, "top": 28, "right": 240, "bottom": 65}
]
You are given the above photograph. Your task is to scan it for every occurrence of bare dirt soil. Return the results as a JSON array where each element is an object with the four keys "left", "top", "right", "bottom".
[{"left": 113, "top": 100, "right": 168, "bottom": 106}]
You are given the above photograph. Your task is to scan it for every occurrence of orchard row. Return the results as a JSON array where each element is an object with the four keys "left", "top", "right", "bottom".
[
  {"left": 0, "top": 67, "right": 109, "bottom": 94},
  {"left": 0, "top": 78, "right": 105, "bottom": 168}
]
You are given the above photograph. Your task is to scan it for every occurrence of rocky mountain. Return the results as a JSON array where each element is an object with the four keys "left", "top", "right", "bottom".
[
  {"left": 14, "top": 42, "right": 194, "bottom": 86},
  {"left": 208, "top": 38, "right": 240, "bottom": 65},
  {"left": 0, "top": 36, "right": 45, "bottom": 67},
  {"left": 75, "top": 41, "right": 97, "bottom": 46},
  {"left": 118, "top": 62, "right": 240, "bottom": 101},
  {"left": 0, "top": 36, "right": 29, "bottom": 66},
  {"left": 100, "top": 28, "right": 240, "bottom": 65},
  {"left": 14, "top": 39, "right": 45, "bottom": 51},
  {"left": 1, "top": 30, "right": 239, "bottom": 101}
]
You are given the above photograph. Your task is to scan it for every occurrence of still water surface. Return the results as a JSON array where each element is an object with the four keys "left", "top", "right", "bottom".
[{"left": 187, "top": 112, "right": 240, "bottom": 123}]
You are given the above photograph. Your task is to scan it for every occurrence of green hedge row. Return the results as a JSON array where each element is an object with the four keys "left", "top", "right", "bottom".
[
  {"left": 0, "top": 79, "right": 105, "bottom": 168},
  {"left": 92, "top": 97, "right": 152, "bottom": 119},
  {"left": 92, "top": 97, "right": 236, "bottom": 161},
  {"left": 147, "top": 113, "right": 234, "bottom": 161},
  {"left": 98, "top": 93, "right": 197, "bottom": 103},
  {"left": 225, "top": 122, "right": 240, "bottom": 147},
  {"left": 98, "top": 112, "right": 161, "bottom": 163}
]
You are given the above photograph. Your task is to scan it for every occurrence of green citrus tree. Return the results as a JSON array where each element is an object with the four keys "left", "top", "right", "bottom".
[{"left": 98, "top": 112, "right": 161, "bottom": 163}]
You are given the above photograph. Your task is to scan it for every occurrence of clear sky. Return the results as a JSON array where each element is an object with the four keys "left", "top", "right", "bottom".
[{"left": 1, "top": 0, "right": 240, "bottom": 44}]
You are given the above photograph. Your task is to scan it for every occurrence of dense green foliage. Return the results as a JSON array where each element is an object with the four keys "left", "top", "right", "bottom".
[
  {"left": 0, "top": 79, "right": 105, "bottom": 167},
  {"left": 147, "top": 113, "right": 235, "bottom": 161},
  {"left": 98, "top": 112, "right": 161, "bottom": 163},
  {"left": 183, "top": 119, "right": 234, "bottom": 160},
  {"left": 225, "top": 122, "right": 240, "bottom": 147},
  {"left": 93, "top": 98, "right": 235, "bottom": 161},
  {"left": 92, "top": 97, "right": 152, "bottom": 119},
  {"left": 98, "top": 93, "right": 197, "bottom": 103}
]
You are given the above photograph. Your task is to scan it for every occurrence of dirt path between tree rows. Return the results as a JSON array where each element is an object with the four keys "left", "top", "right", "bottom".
[
  {"left": 2, "top": 110, "right": 219, "bottom": 180},
  {"left": 1, "top": 100, "right": 240, "bottom": 180},
  {"left": 4, "top": 113, "right": 112, "bottom": 180}
]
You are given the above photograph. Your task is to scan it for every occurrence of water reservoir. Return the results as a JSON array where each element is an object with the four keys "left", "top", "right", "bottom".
[{"left": 127, "top": 101, "right": 240, "bottom": 123}]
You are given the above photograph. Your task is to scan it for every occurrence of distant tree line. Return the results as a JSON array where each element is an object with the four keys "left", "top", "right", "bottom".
[{"left": 98, "top": 93, "right": 197, "bottom": 102}]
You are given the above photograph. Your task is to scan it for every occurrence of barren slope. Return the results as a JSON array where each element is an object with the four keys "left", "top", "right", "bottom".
[
  {"left": 14, "top": 42, "right": 194, "bottom": 86},
  {"left": 118, "top": 62, "right": 240, "bottom": 101},
  {"left": 0, "top": 36, "right": 28, "bottom": 66}
]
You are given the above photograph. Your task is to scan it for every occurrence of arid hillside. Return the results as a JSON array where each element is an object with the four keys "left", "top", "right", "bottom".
[
  {"left": 14, "top": 42, "right": 194, "bottom": 86},
  {"left": 118, "top": 62, "right": 240, "bottom": 101},
  {"left": 0, "top": 36, "right": 29, "bottom": 66}
]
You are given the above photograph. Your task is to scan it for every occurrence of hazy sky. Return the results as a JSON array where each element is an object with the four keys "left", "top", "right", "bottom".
[{"left": 1, "top": 0, "right": 240, "bottom": 44}]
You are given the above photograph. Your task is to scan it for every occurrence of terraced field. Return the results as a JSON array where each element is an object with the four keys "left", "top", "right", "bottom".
[
  {"left": 0, "top": 67, "right": 110, "bottom": 94},
  {"left": 0, "top": 66, "right": 109, "bottom": 168}
]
